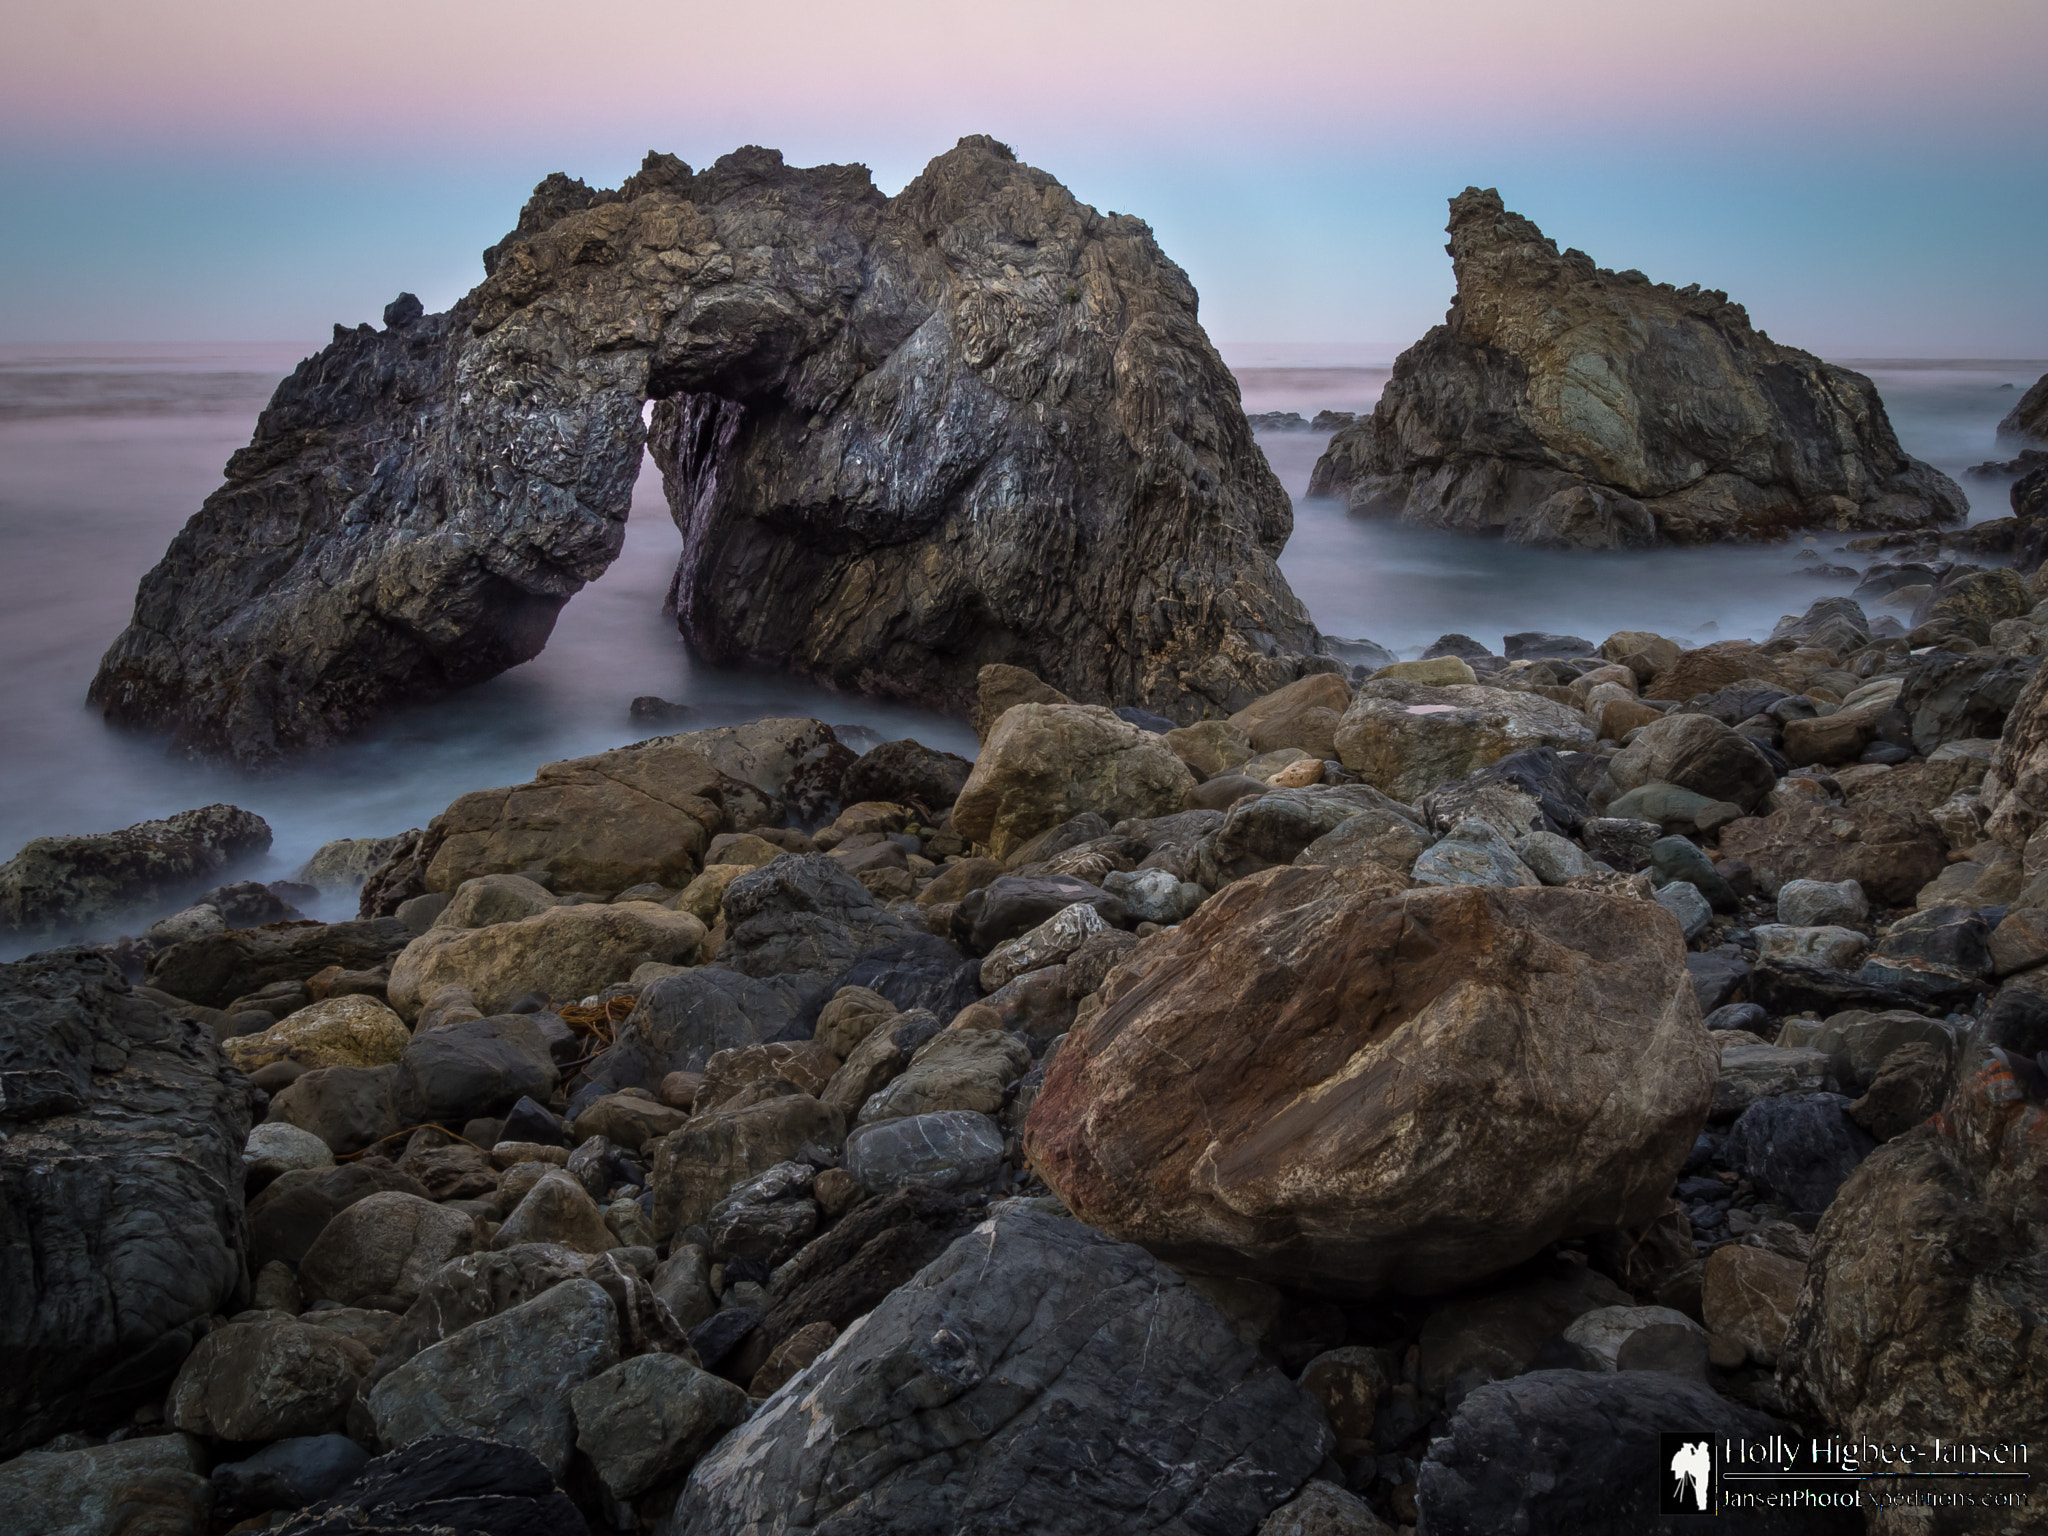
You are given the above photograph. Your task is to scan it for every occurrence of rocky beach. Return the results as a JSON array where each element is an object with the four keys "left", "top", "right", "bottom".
[{"left": 4, "top": 141, "right": 2048, "bottom": 1536}]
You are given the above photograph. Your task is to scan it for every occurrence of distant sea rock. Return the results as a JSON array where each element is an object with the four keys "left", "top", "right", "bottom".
[
  {"left": 87, "top": 136, "right": 1319, "bottom": 767},
  {"left": 1999, "top": 370, "right": 2048, "bottom": 445},
  {"left": 1308, "top": 188, "right": 1967, "bottom": 550}
]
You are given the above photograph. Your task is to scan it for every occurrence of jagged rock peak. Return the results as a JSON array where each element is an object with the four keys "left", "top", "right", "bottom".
[
  {"left": 1309, "top": 187, "right": 1967, "bottom": 550},
  {"left": 90, "top": 135, "right": 1317, "bottom": 766}
]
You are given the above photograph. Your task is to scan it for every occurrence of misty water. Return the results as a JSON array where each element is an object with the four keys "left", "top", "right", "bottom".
[{"left": 0, "top": 342, "right": 2039, "bottom": 954}]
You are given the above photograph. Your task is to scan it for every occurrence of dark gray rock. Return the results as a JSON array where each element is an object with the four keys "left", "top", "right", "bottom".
[
  {"left": 845, "top": 1109, "right": 1007, "bottom": 1194},
  {"left": 1685, "top": 946, "right": 1750, "bottom": 1014},
  {"left": 1580, "top": 817, "right": 1661, "bottom": 872},
  {"left": 1114, "top": 706, "right": 1179, "bottom": 734},
  {"left": 1648, "top": 836, "right": 1737, "bottom": 912},
  {"left": 0, "top": 949, "right": 252, "bottom": 1455},
  {"left": 664, "top": 1208, "right": 1331, "bottom": 1536},
  {"left": 1748, "top": 959, "right": 1935, "bottom": 1020},
  {"left": 1212, "top": 785, "right": 1422, "bottom": 879},
  {"left": 1727, "top": 1093, "right": 1876, "bottom": 1214},
  {"left": 1855, "top": 906, "right": 1993, "bottom": 1006},
  {"left": 1999, "top": 371, "right": 2048, "bottom": 445},
  {"left": 366, "top": 1277, "right": 619, "bottom": 1477},
  {"left": 90, "top": 139, "right": 1318, "bottom": 768},
  {"left": 687, "top": 1307, "right": 762, "bottom": 1374},
  {"left": 146, "top": 917, "right": 412, "bottom": 1010},
  {"left": 572, "top": 1353, "right": 751, "bottom": 1501},
  {"left": 719, "top": 855, "right": 917, "bottom": 980},
  {"left": 840, "top": 740, "right": 975, "bottom": 811},
  {"left": 1502, "top": 632, "right": 1594, "bottom": 661},
  {"left": 1417, "top": 1370, "right": 1849, "bottom": 1534},
  {"left": 1309, "top": 189, "right": 1962, "bottom": 549},
  {"left": 1898, "top": 651, "right": 2039, "bottom": 754},
  {"left": 595, "top": 967, "right": 814, "bottom": 1091},
  {"left": 1432, "top": 747, "right": 1595, "bottom": 837},
  {"left": 958, "top": 874, "right": 1129, "bottom": 953},
  {"left": 836, "top": 937, "right": 982, "bottom": 1020},
  {"left": 213, "top": 1434, "right": 371, "bottom": 1519},
  {"left": 272, "top": 1435, "right": 580, "bottom": 1536},
  {"left": 264, "top": 1063, "right": 403, "bottom": 1155},
  {"left": 0, "top": 804, "right": 272, "bottom": 936},
  {"left": 394, "top": 1015, "right": 558, "bottom": 1127},
  {"left": 246, "top": 1160, "right": 429, "bottom": 1271},
  {"left": 755, "top": 1188, "right": 978, "bottom": 1355},
  {"left": 0, "top": 1436, "right": 214, "bottom": 1536}
]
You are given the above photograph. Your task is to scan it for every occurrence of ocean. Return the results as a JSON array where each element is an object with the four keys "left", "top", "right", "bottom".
[{"left": 0, "top": 340, "right": 2038, "bottom": 953}]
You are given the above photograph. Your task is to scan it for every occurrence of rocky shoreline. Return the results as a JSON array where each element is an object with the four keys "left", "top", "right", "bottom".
[{"left": 8, "top": 575, "right": 2048, "bottom": 1532}]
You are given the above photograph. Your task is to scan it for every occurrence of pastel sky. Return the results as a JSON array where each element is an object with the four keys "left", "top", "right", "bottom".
[{"left": 3, "top": 0, "right": 2044, "bottom": 355}]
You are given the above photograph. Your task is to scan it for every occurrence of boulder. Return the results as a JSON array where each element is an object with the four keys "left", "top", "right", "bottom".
[
  {"left": 649, "top": 1090, "right": 845, "bottom": 1237},
  {"left": 0, "top": 950, "right": 251, "bottom": 1455},
  {"left": 430, "top": 872, "right": 559, "bottom": 930},
  {"left": 0, "top": 803, "right": 271, "bottom": 935},
  {"left": 394, "top": 1014, "right": 558, "bottom": 1126},
  {"left": 980, "top": 901, "right": 1109, "bottom": 990},
  {"left": 299, "top": 833, "right": 413, "bottom": 893},
  {"left": 222, "top": 993, "right": 410, "bottom": 1073},
  {"left": 367, "top": 1279, "right": 620, "bottom": 1478},
  {"left": 246, "top": 1160, "right": 429, "bottom": 1271},
  {"left": 595, "top": 967, "right": 813, "bottom": 1091},
  {"left": 264, "top": 1064, "right": 402, "bottom": 1155},
  {"left": 245, "top": 1120, "right": 336, "bottom": 1174},
  {"left": 264, "top": 1436, "right": 581, "bottom": 1533},
  {"left": 754, "top": 1189, "right": 980, "bottom": 1355},
  {"left": 296, "top": 1190, "right": 478, "bottom": 1309},
  {"left": 210, "top": 1435, "right": 370, "bottom": 1518},
  {"left": 971, "top": 665, "right": 1072, "bottom": 741},
  {"left": 1713, "top": 1043, "right": 1832, "bottom": 1119},
  {"left": 1294, "top": 810, "right": 1436, "bottom": 877},
  {"left": 1229, "top": 672, "right": 1354, "bottom": 758},
  {"left": 167, "top": 1317, "right": 374, "bottom": 1440},
  {"left": 1780, "top": 1057, "right": 2048, "bottom": 1502},
  {"left": 1211, "top": 784, "right": 1426, "bottom": 878},
  {"left": 821, "top": 1007, "right": 945, "bottom": 1115},
  {"left": 1410, "top": 817, "right": 1540, "bottom": 888},
  {"left": 1256, "top": 1483, "right": 1393, "bottom": 1536},
  {"left": 493, "top": 1169, "right": 617, "bottom": 1255},
  {"left": 1776, "top": 877, "right": 1868, "bottom": 928},
  {"left": 1561, "top": 1304, "right": 1708, "bottom": 1377},
  {"left": 844, "top": 1109, "right": 1008, "bottom": 1193},
  {"left": 146, "top": 916, "right": 413, "bottom": 1011},
  {"left": 840, "top": 740, "right": 975, "bottom": 810},
  {"left": 1163, "top": 719, "right": 1255, "bottom": 778},
  {"left": 1025, "top": 871, "right": 1714, "bottom": 1296},
  {"left": 0, "top": 1436, "right": 213, "bottom": 1536},
  {"left": 1750, "top": 924, "right": 1867, "bottom": 970},
  {"left": 1415, "top": 1371, "right": 1832, "bottom": 1536},
  {"left": 952, "top": 704, "right": 1197, "bottom": 860},
  {"left": 1726, "top": 1093, "right": 1876, "bottom": 1213},
  {"left": 1307, "top": 186, "right": 1962, "bottom": 547},
  {"left": 386, "top": 902, "right": 705, "bottom": 1021},
  {"left": 717, "top": 855, "right": 917, "bottom": 979},
  {"left": 957, "top": 874, "right": 1129, "bottom": 953},
  {"left": 1717, "top": 799, "right": 1947, "bottom": 907},
  {"left": 1333, "top": 682, "right": 1593, "bottom": 802},
  {"left": 572, "top": 1353, "right": 751, "bottom": 1501},
  {"left": 855, "top": 1027, "right": 1031, "bottom": 1124},
  {"left": 1898, "top": 651, "right": 2038, "bottom": 756},
  {"left": 663, "top": 1209, "right": 1331, "bottom": 1536},
  {"left": 570, "top": 1091, "right": 687, "bottom": 1151},
  {"left": 1701, "top": 1245, "right": 1806, "bottom": 1366},
  {"left": 1609, "top": 713, "right": 1777, "bottom": 811}
]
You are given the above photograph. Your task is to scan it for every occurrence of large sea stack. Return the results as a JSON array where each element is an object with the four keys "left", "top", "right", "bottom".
[
  {"left": 89, "top": 136, "right": 1318, "bottom": 766},
  {"left": 1309, "top": 188, "right": 1967, "bottom": 549}
]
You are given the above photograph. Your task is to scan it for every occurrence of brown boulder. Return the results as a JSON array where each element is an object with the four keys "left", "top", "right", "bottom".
[
  {"left": 1780, "top": 1060, "right": 2048, "bottom": 1490},
  {"left": 649, "top": 1089, "right": 845, "bottom": 1237},
  {"left": 1643, "top": 642, "right": 1785, "bottom": 703},
  {"left": 1781, "top": 708, "right": 1881, "bottom": 768},
  {"left": 1230, "top": 672, "right": 1355, "bottom": 759},
  {"left": 952, "top": 704, "right": 1196, "bottom": 860},
  {"left": 1716, "top": 800, "right": 1948, "bottom": 906},
  {"left": 1023, "top": 870, "right": 1714, "bottom": 1296},
  {"left": 971, "top": 665, "right": 1071, "bottom": 742},
  {"left": 1700, "top": 1245, "right": 1805, "bottom": 1366}
]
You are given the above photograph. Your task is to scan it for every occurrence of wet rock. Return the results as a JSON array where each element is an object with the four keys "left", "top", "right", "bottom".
[
  {"left": 223, "top": 993, "right": 410, "bottom": 1074},
  {"left": 1026, "top": 872, "right": 1713, "bottom": 1296},
  {"left": 1333, "top": 681, "right": 1593, "bottom": 802},
  {"left": 1727, "top": 1093, "right": 1876, "bottom": 1212},
  {"left": 572, "top": 1353, "right": 751, "bottom": 1500},
  {"left": 297, "top": 1190, "right": 479, "bottom": 1309},
  {"left": 665, "top": 1208, "right": 1330, "bottom": 1536},
  {"left": 167, "top": 1316, "right": 374, "bottom": 1440},
  {"left": 0, "top": 803, "right": 271, "bottom": 935},
  {"left": 844, "top": 1109, "right": 1007, "bottom": 1193},
  {"left": 840, "top": 740, "right": 974, "bottom": 811},
  {"left": 0, "top": 1436, "right": 213, "bottom": 1536},
  {"left": 1415, "top": 1370, "right": 1828, "bottom": 1536},
  {"left": 211, "top": 1435, "right": 369, "bottom": 1519},
  {"left": 367, "top": 1278, "right": 619, "bottom": 1478},
  {"left": 386, "top": 902, "right": 704, "bottom": 1021},
  {"left": 394, "top": 1014, "right": 558, "bottom": 1126},
  {"left": 952, "top": 705, "right": 1196, "bottom": 860},
  {"left": 0, "top": 950, "right": 251, "bottom": 1455},
  {"left": 1311, "top": 187, "right": 1961, "bottom": 547},
  {"left": 269, "top": 1435, "right": 581, "bottom": 1535},
  {"left": 147, "top": 916, "right": 413, "bottom": 1011}
]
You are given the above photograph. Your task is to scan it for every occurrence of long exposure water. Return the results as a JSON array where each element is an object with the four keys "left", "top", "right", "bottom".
[{"left": 0, "top": 341, "right": 2040, "bottom": 952}]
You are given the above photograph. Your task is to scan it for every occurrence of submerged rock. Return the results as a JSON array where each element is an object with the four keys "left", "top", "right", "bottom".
[
  {"left": 1309, "top": 188, "right": 1963, "bottom": 547},
  {"left": 90, "top": 137, "right": 1318, "bottom": 765}
]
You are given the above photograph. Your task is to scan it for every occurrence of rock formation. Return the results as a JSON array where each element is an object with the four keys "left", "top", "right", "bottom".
[
  {"left": 1998, "top": 371, "right": 2048, "bottom": 445},
  {"left": 89, "top": 136, "right": 1318, "bottom": 766},
  {"left": 1309, "top": 188, "right": 1966, "bottom": 548}
]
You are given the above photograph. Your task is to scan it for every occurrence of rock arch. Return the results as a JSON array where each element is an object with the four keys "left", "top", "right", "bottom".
[{"left": 89, "top": 136, "right": 1319, "bottom": 766}]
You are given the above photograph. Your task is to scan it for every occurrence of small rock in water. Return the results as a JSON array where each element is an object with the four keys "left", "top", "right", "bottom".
[{"left": 629, "top": 695, "right": 694, "bottom": 725}]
